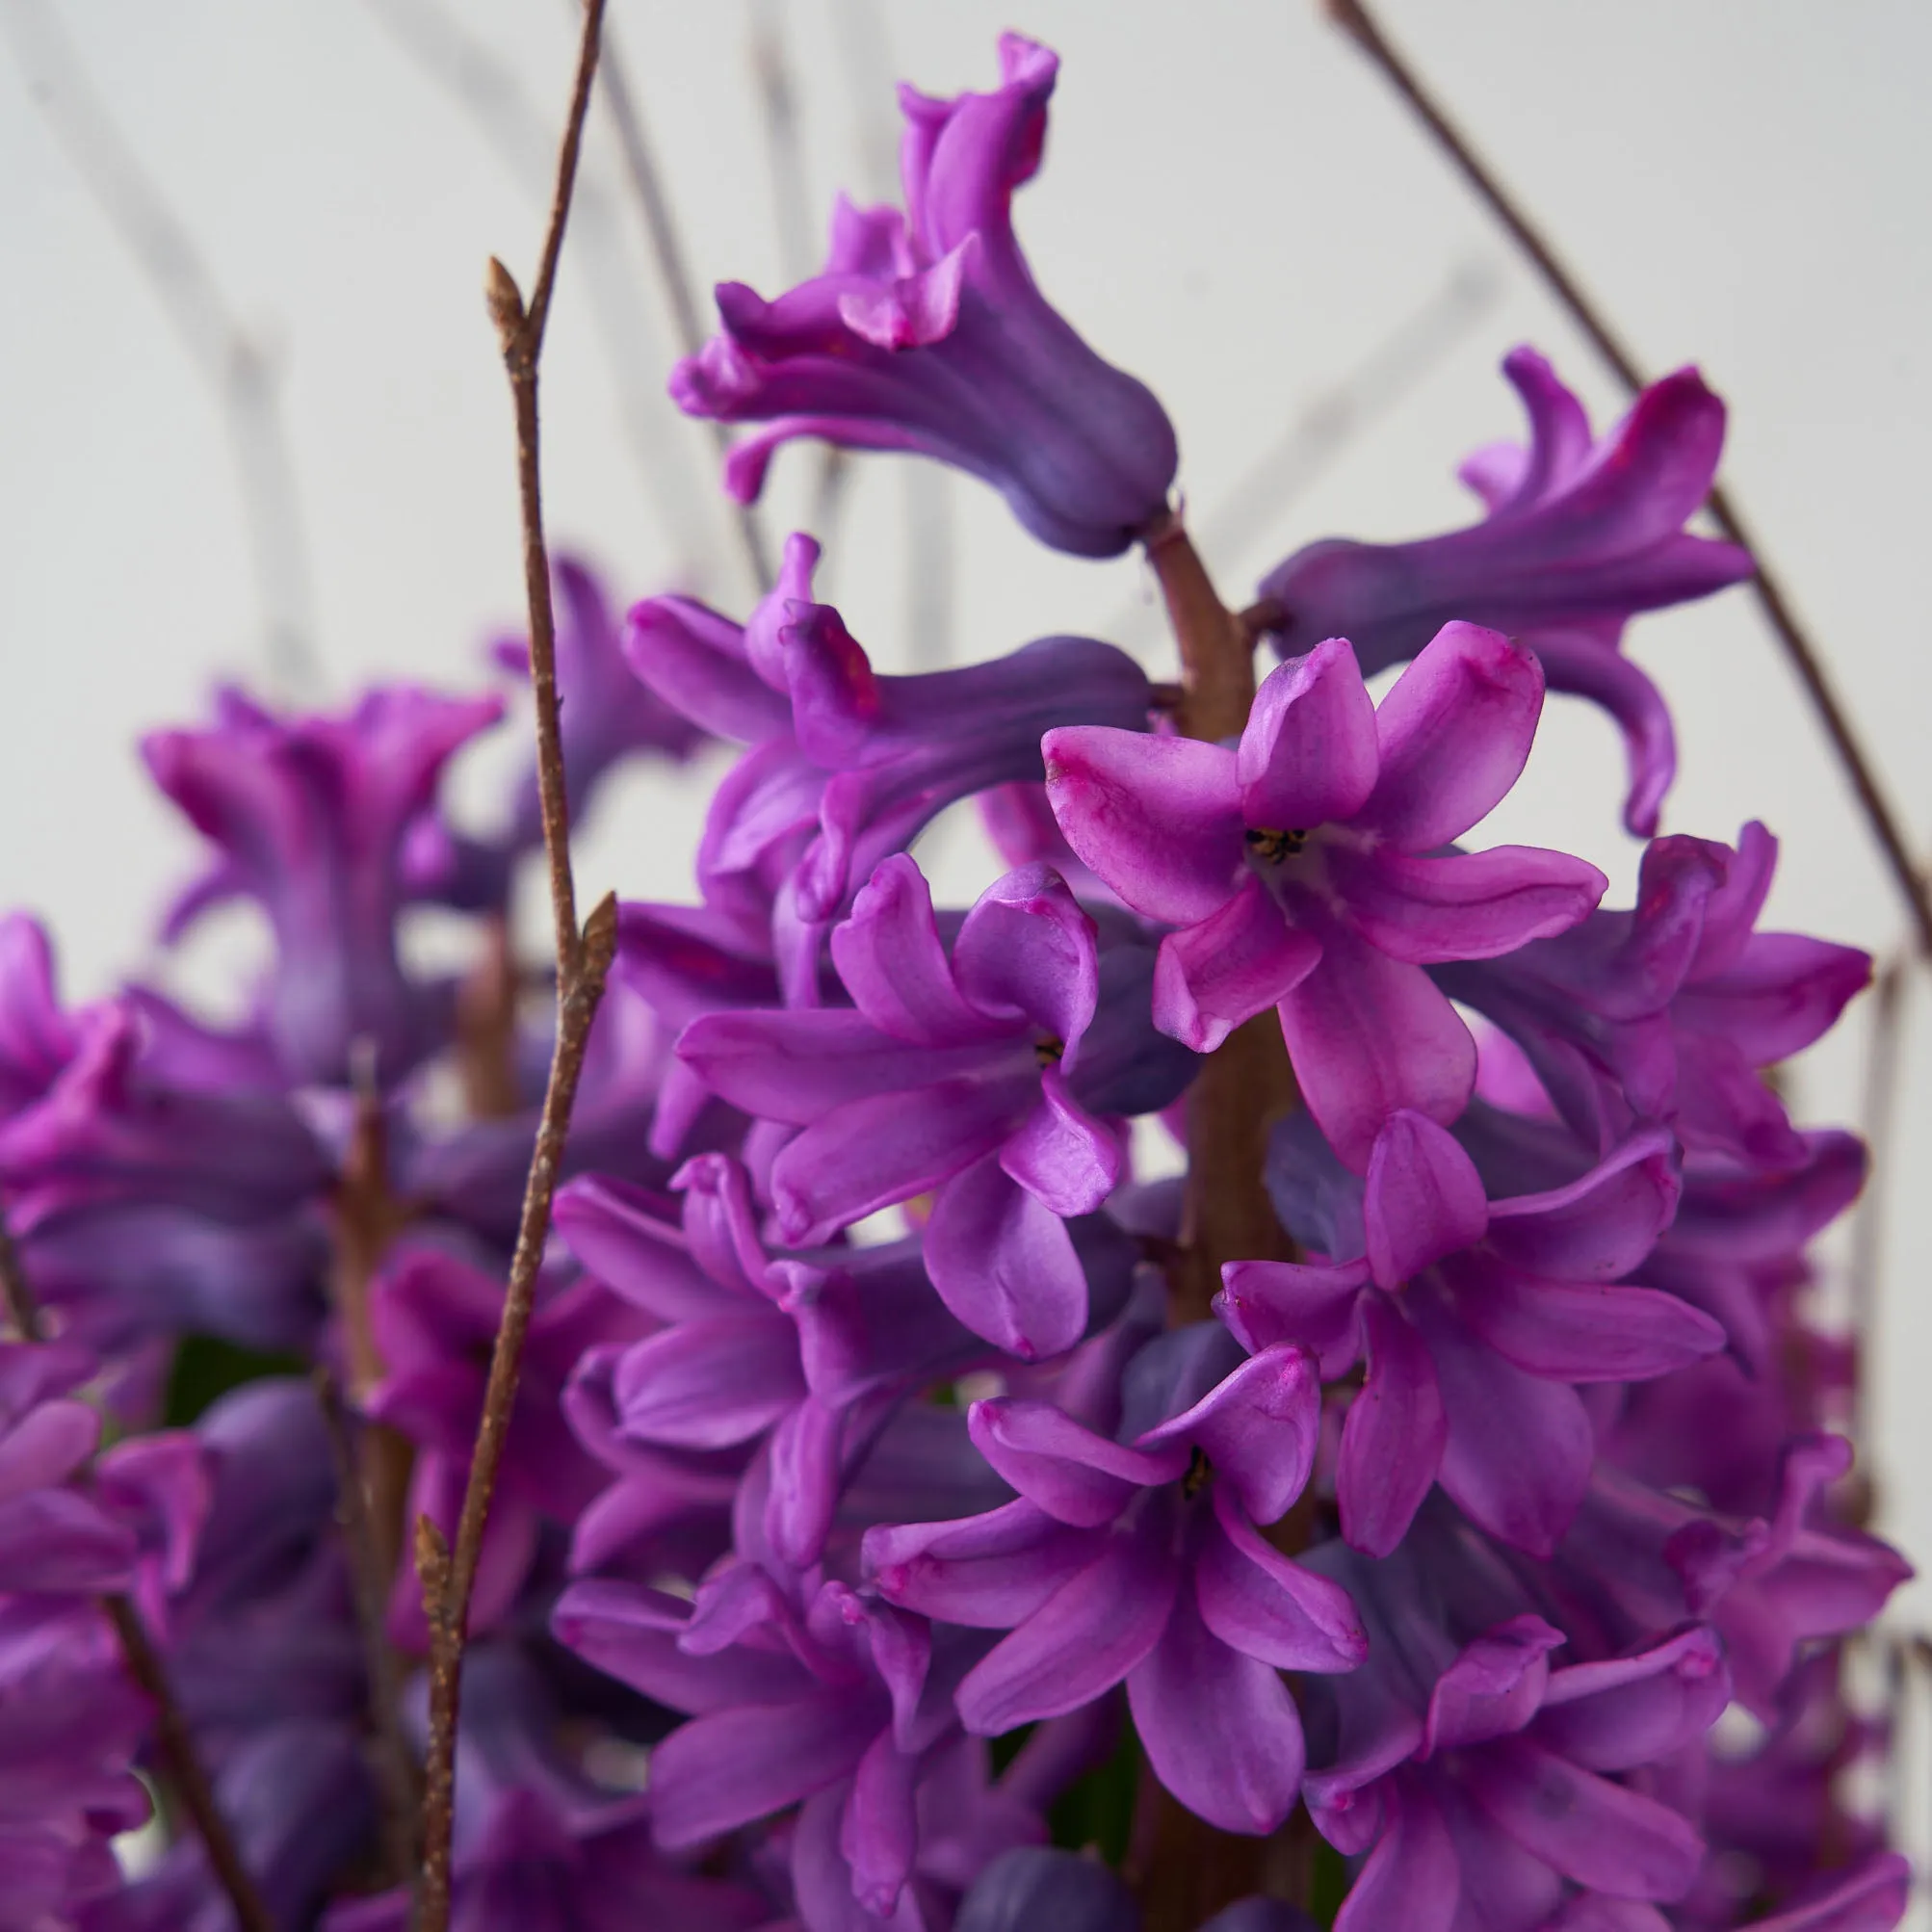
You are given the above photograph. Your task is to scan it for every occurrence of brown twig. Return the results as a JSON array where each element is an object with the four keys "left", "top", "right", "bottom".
[
  {"left": 594, "top": 14, "right": 772, "bottom": 593},
  {"left": 1321, "top": 0, "right": 1932, "bottom": 957},
  {"left": 0, "top": 1218, "right": 274, "bottom": 1932},
  {"left": 1135, "top": 517, "right": 1301, "bottom": 1926},
  {"left": 315, "top": 1370, "right": 422, "bottom": 1886},
  {"left": 412, "top": 5, "right": 617, "bottom": 1924},
  {"left": 104, "top": 1597, "right": 276, "bottom": 1932}
]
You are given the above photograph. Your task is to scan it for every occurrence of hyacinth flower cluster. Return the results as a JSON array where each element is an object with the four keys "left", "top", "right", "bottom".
[{"left": 0, "top": 25, "right": 1914, "bottom": 1932}]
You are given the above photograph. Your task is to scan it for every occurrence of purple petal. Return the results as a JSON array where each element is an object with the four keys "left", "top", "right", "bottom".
[
  {"left": 865, "top": 1500, "right": 1107, "bottom": 1629},
  {"left": 1126, "top": 1578, "right": 1304, "bottom": 1835},
  {"left": 1332, "top": 1788, "right": 1459, "bottom": 1932},
  {"left": 649, "top": 1693, "right": 882, "bottom": 1848},
  {"left": 1195, "top": 1488, "right": 1366, "bottom": 1671},
  {"left": 1484, "top": 1129, "right": 1681, "bottom": 1281},
  {"left": 1043, "top": 728, "right": 1243, "bottom": 924},
  {"left": 1236, "top": 640, "right": 1380, "bottom": 830},
  {"left": 953, "top": 866, "right": 1101, "bottom": 1055},
  {"left": 1453, "top": 1265, "right": 1725, "bottom": 1384},
  {"left": 611, "top": 1314, "right": 802, "bottom": 1448},
  {"left": 766, "top": 1396, "right": 846, "bottom": 1567},
  {"left": 926, "top": 1153, "right": 1092, "bottom": 1360},
  {"left": 1469, "top": 1736, "right": 1705, "bottom": 1901},
  {"left": 1418, "top": 1295, "right": 1594, "bottom": 1556},
  {"left": 1276, "top": 921, "right": 1477, "bottom": 1173},
  {"left": 1137, "top": 1345, "right": 1322, "bottom": 1525},
  {"left": 956, "top": 1523, "right": 1178, "bottom": 1732},
  {"left": 1353, "top": 622, "right": 1545, "bottom": 850},
  {"left": 1216, "top": 1258, "right": 1369, "bottom": 1377},
  {"left": 1420, "top": 1613, "right": 1563, "bottom": 1756},
  {"left": 1338, "top": 1294, "right": 1447, "bottom": 1556},
  {"left": 843, "top": 1731, "right": 921, "bottom": 1919},
  {"left": 1745, "top": 1854, "right": 1911, "bottom": 1932},
  {"left": 830, "top": 855, "right": 1008, "bottom": 1047},
  {"left": 999, "top": 1069, "right": 1122, "bottom": 1217},
  {"left": 1154, "top": 877, "right": 1320, "bottom": 1054},
  {"left": 1533, "top": 631, "right": 1678, "bottom": 838},
  {"left": 1533, "top": 1626, "right": 1729, "bottom": 1771},
  {"left": 1329, "top": 844, "right": 1606, "bottom": 964},
  {"left": 968, "top": 1398, "right": 1183, "bottom": 1527},
  {"left": 0, "top": 1397, "right": 101, "bottom": 1501},
  {"left": 771, "top": 1076, "right": 1028, "bottom": 1243},
  {"left": 1363, "top": 1110, "right": 1489, "bottom": 1290}
]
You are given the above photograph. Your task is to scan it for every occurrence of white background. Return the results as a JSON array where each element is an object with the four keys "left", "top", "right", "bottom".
[{"left": 4, "top": 0, "right": 1929, "bottom": 1907}]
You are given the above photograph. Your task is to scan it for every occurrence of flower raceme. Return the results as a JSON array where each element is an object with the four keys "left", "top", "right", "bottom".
[
  {"left": 1046, "top": 621, "right": 1606, "bottom": 1168},
  {"left": 0, "top": 24, "right": 1908, "bottom": 1932}
]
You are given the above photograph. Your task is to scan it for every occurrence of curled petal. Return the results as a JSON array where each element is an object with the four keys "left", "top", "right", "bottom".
[
  {"left": 1364, "top": 1110, "right": 1490, "bottom": 1291},
  {"left": 1338, "top": 1294, "right": 1447, "bottom": 1557},
  {"left": 1237, "top": 640, "right": 1380, "bottom": 830},
  {"left": 831, "top": 855, "right": 1007, "bottom": 1046},
  {"left": 927, "top": 1154, "right": 1093, "bottom": 1360},
  {"left": 1196, "top": 1488, "right": 1366, "bottom": 1672},
  {"left": 1154, "top": 877, "right": 1320, "bottom": 1054},
  {"left": 865, "top": 1500, "right": 1107, "bottom": 1629},
  {"left": 968, "top": 1397, "right": 1184, "bottom": 1527},
  {"left": 1329, "top": 844, "right": 1606, "bottom": 965}
]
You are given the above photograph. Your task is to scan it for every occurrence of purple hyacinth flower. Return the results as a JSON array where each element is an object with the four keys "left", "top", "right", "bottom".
[
  {"left": 0, "top": 1343, "right": 137, "bottom": 1598},
  {"left": 1305, "top": 1606, "right": 1727, "bottom": 1932},
  {"left": 1045, "top": 623, "right": 1606, "bottom": 1169},
  {"left": 625, "top": 531, "right": 1154, "bottom": 995},
  {"left": 866, "top": 1329, "right": 1366, "bottom": 1836},
  {"left": 678, "top": 856, "right": 1190, "bottom": 1358},
  {"left": 1259, "top": 349, "right": 1754, "bottom": 836},
  {"left": 143, "top": 684, "right": 503, "bottom": 1084},
  {"left": 1441, "top": 823, "right": 1869, "bottom": 1169},
  {"left": 1229, "top": 1109, "right": 1721, "bottom": 1557},
  {"left": 554, "top": 1151, "right": 998, "bottom": 1569},
  {"left": 366, "top": 1249, "right": 646, "bottom": 1650},
  {"left": 670, "top": 37, "right": 1178, "bottom": 558},
  {"left": 554, "top": 1565, "right": 1041, "bottom": 1926},
  {"left": 0, "top": 915, "right": 79, "bottom": 1121}
]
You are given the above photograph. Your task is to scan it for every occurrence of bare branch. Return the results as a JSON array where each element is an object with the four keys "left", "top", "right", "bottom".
[
  {"left": 413, "top": 7, "right": 617, "bottom": 1923},
  {"left": 2, "top": 0, "right": 318, "bottom": 696},
  {"left": 1322, "top": 0, "right": 1932, "bottom": 958}
]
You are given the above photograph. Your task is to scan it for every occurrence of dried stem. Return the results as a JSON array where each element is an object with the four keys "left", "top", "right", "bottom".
[
  {"left": 316, "top": 1370, "right": 422, "bottom": 1886},
  {"left": 1136, "top": 518, "right": 1301, "bottom": 1926},
  {"left": 594, "top": 14, "right": 772, "bottom": 593},
  {"left": 0, "top": 1217, "right": 274, "bottom": 1932},
  {"left": 104, "top": 1597, "right": 276, "bottom": 1932},
  {"left": 413, "top": 5, "right": 615, "bottom": 1923},
  {"left": 1322, "top": 0, "right": 1932, "bottom": 958}
]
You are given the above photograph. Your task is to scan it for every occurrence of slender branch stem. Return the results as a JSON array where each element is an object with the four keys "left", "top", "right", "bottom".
[
  {"left": 0, "top": 1218, "right": 274, "bottom": 1932},
  {"left": 595, "top": 16, "right": 772, "bottom": 593},
  {"left": 413, "top": 6, "right": 615, "bottom": 1923},
  {"left": 1322, "top": 0, "right": 1932, "bottom": 957},
  {"left": 316, "top": 1370, "right": 422, "bottom": 1886}
]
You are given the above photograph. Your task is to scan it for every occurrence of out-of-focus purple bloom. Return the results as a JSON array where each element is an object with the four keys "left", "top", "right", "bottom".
[
  {"left": 867, "top": 1328, "right": 1365, "bottom": 1835},
  {"left": 679, "top": 856, "right": 1189, "bottom": 1358},
  {"left": 625, "top": 532, "right": 1153, "bottom": 995},
  {"left": 493, "top": 554, "right": 709, "bottom": 830},
  {"left": 83, "top": 1718, "right": 374, "bottom": 1932},
  {"left": 1232, "top": 1109, "right": 1717, "bottom": 1557},
  {"left": 955, "top": 1846, "right": 1139, "bottom": 1932},
  {"left": 671, "top": 37, "right": 1178, "bottom": 558},
  {"left": 0, "top": 1343, "right": 135, "bottom": 1597},
  {"left": 1259, "top": 349, "right": 1753, "bottom": 836},
  {"left": 0, "top": 1600, "right": 153, "bottom": 1931},
  {"left": 555, "top": 1565, "right": 1041, "bottom": 1928},
  {"left": 1047, "top": 624, "right": 1605, "bottom": 1169},
  {"left": 144, "top": 684, "right": 503, "bottom": 1084},
  {"left": 0, "top": 916, "right": 78, "bottom": 1120},
  {"left": 368, "top": 1248, "right": 647, "bottom": 1650},
  {"left": 323, "top": 1646, "right": 767, "bottom": 1932},
  {"left": 1440, "top": 824, "right": 1869, "bottom": 1168},
  {"left": 555, "top": 1152, "right": 1001, "bottom": 1570}
]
